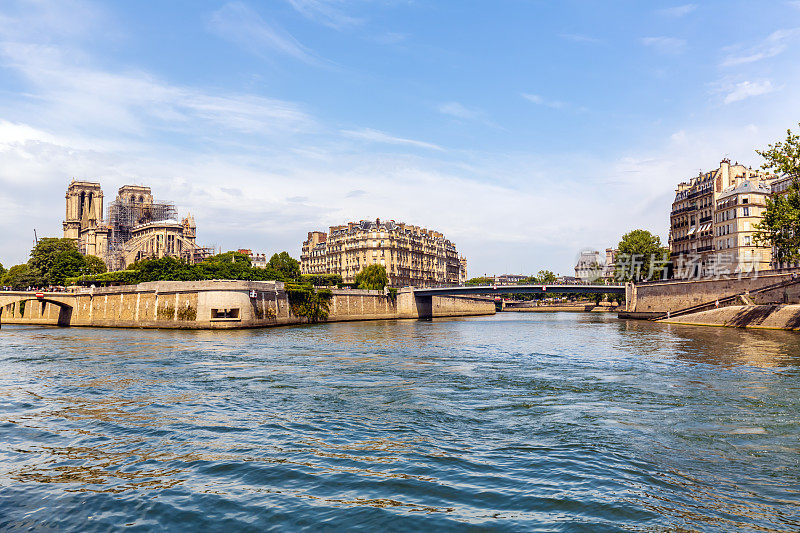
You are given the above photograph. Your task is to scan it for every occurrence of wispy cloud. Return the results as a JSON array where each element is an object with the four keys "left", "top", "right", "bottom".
[
  {"left": 722, "top": 80, "right": 776, "bottom": 104},
  {"left": 285, "top": 0, "right": 362, "bottom": 30},
  {"left": 657, "top": 4, "right": 697, "bottom": 17},
  {"left": 341, "top": 128, "right": 444, "bottom": 151},
  {"left": 521, "top": 93, "right": 568, "bottom": 110},
  {"left": 721, "top": 28, "right": 800, "bottom": 67},
  {"left": 0, "top": 42, "right": 315, "bottom": 138},
  {"left": 437, "top": 102, "right": 482, "bottom": 121},
  {"left": 641, "top": 36, "right": 687, "bottom": 55},
  {"left": 208, "top": 2, "right": 318, "bottom": 64},
  {"left": 559, "top": 33, "right": 604, "bottom": 45}
]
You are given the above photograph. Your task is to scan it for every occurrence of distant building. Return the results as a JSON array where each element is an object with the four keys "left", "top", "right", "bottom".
[
  {"left": 301, "top": 219, "right": 462, "bottom": 287},
  {"left": 63, "top": 180, "right": 211, "bottom": 270},
  {"left": 603, "top": 248, "right": 617, "bottom": 281},
  {"left": 669, "top": 159, "right": 773, "bottom": 278},
  {"left": 574, "top": 250, "right": 603, "bottom": 282},
  {"left": 494, "top": 274, "right": 527, "bottom": 285},
  {"left": 459, "top": 255, "right": 468, "bottom": 285},
  {"left": 238, "top": 249, "right": 268, "bottom": 268}
]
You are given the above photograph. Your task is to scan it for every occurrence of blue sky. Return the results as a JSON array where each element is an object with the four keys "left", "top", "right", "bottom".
[{"left": 1, "top": 0, "right": 799, "bottom": 275}]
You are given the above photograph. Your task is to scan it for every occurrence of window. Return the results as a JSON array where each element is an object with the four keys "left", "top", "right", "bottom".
[
  {"left": 211, "top": 308, "right": 240, "bottom": 319},
  {"left": 742, "top": 206, "right": 749, "bottom": 216},
  {"left": 742, "top": 197, "right": 748, "bottom": 204},
  {"left": 744, "top": 235, "right": 751, "bottom": 246}
]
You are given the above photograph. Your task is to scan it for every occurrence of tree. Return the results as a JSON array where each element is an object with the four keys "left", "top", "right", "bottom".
[
  {"left": 48, "top": 249, "right": 87, "bottom": 286},
  {"left": 616, "top": 229, "right": 669, "bottom": 282},
  {"left": 267, "top": 252, "right": 301, "bottom": 281},
  {"left": 83, "top": 255, "right": 108, "bottom": 275},
  {"left": 535, "top": 269, "right": 557, "bottom": 284},
  {"left": 354, "top": 264, "right": 389, "bottom": 290},
  {"left": 756, "top": 123, "right": 800, "bottom": 177},
  {"left": 0, "top": 262, "right": 5, "bottom": 278},
  {"left": 465, "top": 276, "right": 493, "bottom": 286},
  {"left": 754, "top": 124, "right": 800, "bottom": 263},
  {"left": 1, "top": 264, "right": 38, "bottom": 289}
]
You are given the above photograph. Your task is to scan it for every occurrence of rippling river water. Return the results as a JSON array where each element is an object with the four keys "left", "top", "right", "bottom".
[{"left": 1, "top": 313, "right": 799, "bottom": 531}]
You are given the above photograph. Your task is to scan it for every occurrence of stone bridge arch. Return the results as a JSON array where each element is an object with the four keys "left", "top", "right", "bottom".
[{"left": 0, "top": 293, "right": 74, "bottom": 327}]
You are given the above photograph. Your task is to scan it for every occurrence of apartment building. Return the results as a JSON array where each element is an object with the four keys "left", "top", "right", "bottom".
[
  {"left": 669, "top": 159, "right": 772, "bottom": 278},
  {"left": 713, "top": 180, "right": 773, "bottom": 274},
  {"left": 301, "top": 219, "right": 465, "bottom": 287}
]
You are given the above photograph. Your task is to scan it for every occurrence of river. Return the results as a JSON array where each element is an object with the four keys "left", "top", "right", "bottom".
[{"left": 1, "top": 313, "right": 799, "bottom": 531}]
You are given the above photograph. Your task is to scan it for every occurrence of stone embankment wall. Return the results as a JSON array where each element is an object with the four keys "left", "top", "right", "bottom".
[
  {"left": 0, "top": 282, "right": 494, "bottom": 329},
  {"left": 629, "top": 271, "right": 800, "bottom": 315},
  {"left": 662, "top": 304, "right": 800, "bottom": 331}
]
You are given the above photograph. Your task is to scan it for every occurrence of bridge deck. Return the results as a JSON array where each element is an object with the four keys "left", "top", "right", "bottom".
[{"left": 412, "top": 284, "right": 626, "bottom": 297}]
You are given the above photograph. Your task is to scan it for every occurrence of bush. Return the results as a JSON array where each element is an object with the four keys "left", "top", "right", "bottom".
[{"left": 287, "top": 285, "right": 332, "bottom": 322}]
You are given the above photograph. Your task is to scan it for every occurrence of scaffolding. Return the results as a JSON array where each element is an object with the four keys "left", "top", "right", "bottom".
[{"left": 105, "top": 198, "right": 178, "bottom": 270}]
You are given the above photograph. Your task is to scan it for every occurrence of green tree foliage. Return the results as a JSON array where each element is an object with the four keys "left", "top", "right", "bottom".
[
  {"left": 24, "top": 238, "right": 109, "bottom": 286},
  {"left": 1, "top": 264, "right": 37, "bottom": 289},
  {"left": 534, "top": 269, "right": 557, "bottom": 284},
  {"left": 756, "top": 123, "right": 800, "bottom": 177},
  {"left": 465, "top": 276, "right": 493, "bottom": 286},
  {"left": 267, "top": 252, "right": 301, "bottom": 281},
  {"left": 754, "top": 125, "right": 800, "bottom": 262},
  {"left": 0, "top": 262, "right": 5, "bottom": 278},
  {"left": 301, "top": 274, "right": 344, "bottom": 286},
  {"left": 83, "top": 255, "right": 107, "bottom": 275},
  {"left": 287, "top": 287, "right": 332, "bottom": 322},
  {"left": 615, "top": 229, "right": 669, "bottom": 282},
  {"left": 354, "top": 264, "right": 389, "bottom": 290},
  {"left": 66, "top": 251, "right": 305, "bottom": 286},
  {"left": 754, "top": 180, "right": 800, "bottom": 263}
]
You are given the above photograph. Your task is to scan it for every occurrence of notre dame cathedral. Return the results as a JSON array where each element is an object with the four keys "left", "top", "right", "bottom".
[{"left": 63, "top": 180, "right": 209, "bottom": 270}]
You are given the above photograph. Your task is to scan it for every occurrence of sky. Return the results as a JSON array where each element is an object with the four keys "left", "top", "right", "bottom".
[{"left": 1, "top": 0, "right": 800, "bottom": 276}]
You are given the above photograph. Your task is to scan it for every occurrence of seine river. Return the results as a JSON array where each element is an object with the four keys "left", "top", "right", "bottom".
[{"left": 1, "top": 313, "right": 799, "bottom": 532}]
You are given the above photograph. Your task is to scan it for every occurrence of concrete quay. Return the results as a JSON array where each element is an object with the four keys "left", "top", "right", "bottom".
[
  {"left": 660, "top": 304, "right": 800, "bottom": 331},
  {"left": 0, "top": 281, "right": 495, "bottom": 329}
]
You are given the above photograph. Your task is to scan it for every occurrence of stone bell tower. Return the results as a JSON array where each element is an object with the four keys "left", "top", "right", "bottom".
[{"left": 64, "top": 180, "right": 104, "bottom": 240}]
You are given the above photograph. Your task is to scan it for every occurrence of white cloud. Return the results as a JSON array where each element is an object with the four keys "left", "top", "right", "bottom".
[
  {"left": 641, "top": 36, "right": 687, "bottom": 55},
  {"left": 657, "top": 4, "right": 697, "bottom": 17},
  {"left": 521, "top": 93, "right": 567, "bottom": 110},
  {"left": 559, "top": 33, "right": 604, "bottom": 44},
  {"left": 0, "top": 43, "right": 315, "bottom": 139},
  {"left": 721, "top": 28, "right": 800, "bottom": 67},
  {"left": 722, "top": 80, "right": 776, "bottom": 104},
  {"left": 437, "top": 102, "right": 482, "bottom": 121},
  {"left": 208, "top": 2, "right": 319, "bottom": 64},
  {"left": 341, "top": 128, "right": 444, "bottom": 151},
  {"left": 285, "top": 0, "right": 362, "bottom": 30}
]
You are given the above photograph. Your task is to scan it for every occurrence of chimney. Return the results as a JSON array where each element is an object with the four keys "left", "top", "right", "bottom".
[{"left": 720, "top": 158, "right": 731, "bottom": 189}]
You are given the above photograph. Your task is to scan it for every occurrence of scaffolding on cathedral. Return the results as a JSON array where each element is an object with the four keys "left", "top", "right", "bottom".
[{"left": 105, "top": 198, "right": 178, "bottom": 269}]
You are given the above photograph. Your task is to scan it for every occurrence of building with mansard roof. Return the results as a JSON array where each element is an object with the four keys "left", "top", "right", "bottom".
[{"left": 301, "top": 219, "right": 465, "bottom": 287}]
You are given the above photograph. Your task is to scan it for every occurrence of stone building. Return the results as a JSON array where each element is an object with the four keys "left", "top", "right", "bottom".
[
  {"left": 669, "top": 159, "right": 773, "bottom": 278},
  {"left": 301, "top": 219, "right": 464, "bottom": 287},
  {"left": 63, "top": 180, "right": 210, "bottom": 270},
  {"left": 712, "top": 180, "right": 773, "bottom": 274},
  {"left": 64, "top": 181, "right": 109, "bottom": 258}
]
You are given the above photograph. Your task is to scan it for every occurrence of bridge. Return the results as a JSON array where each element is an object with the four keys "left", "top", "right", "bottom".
[
  {"left": 0, "top": 291, "right": 75, "bottom": 327},
  {"left": 412, "top": 284, "right": 627, "bottom": 297},
  {"left": 397, "top": 284, "right": 628, "bottom": 319}
]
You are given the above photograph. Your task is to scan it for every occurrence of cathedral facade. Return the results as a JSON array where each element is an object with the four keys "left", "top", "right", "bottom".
[{"left": 63, "top": 180, "right": 208, "bottom": 270}]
